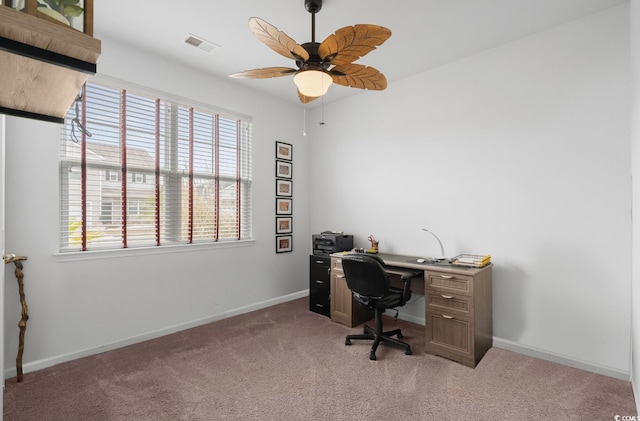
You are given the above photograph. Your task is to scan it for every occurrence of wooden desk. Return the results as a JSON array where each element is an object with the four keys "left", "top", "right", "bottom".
[{"left": 330, "top": 252, "right": 492, "bottom": 368}]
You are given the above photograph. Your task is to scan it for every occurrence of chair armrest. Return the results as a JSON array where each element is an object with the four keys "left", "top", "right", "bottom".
[
  {"left": 401, "top": 271, "right": 422, "bottom": 282},
  {"left": 399, "top": 270, "right": 422, "bottom": 302}
]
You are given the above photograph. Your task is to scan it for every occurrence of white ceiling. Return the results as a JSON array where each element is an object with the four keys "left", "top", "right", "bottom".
[{"left": 94, "top": 0, "right": 628, "bottom": 107}]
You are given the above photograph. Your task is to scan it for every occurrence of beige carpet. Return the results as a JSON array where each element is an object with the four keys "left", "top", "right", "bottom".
[{"left": 4, "top": 297, "right": 637, "bottom": 420}]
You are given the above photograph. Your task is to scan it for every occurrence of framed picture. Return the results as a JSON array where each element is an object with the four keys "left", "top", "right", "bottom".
[
  {"left": 276, "top": 235, "right": 293, "bottom": 253},
  {"left": 276, "top": 141, "right": 292, "bottom": 161},
  {"left": 276, "top": 198, "right": 292, "bottom": 215},
  {"left": 276, "top": 179, "right": 292, "bottom": 197},
  {"left": 276, "top": 160, "right": 292, "bottom": 179},
  {"left": 276, "top": 217, "right": 292, "bottom": 234}
]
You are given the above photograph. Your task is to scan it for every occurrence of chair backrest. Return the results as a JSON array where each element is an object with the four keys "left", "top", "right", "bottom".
[{"left": 341, "top": 254, "right": 390, "bottom": 299}]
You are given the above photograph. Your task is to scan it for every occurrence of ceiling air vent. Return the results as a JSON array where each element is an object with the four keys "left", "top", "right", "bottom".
[{"left": 184, "top": 34, "right": 220, "bottom": 53}]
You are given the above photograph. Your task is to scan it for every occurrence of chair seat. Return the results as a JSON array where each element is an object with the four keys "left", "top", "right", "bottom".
[{"left": 354, "top": 288, "right": 404, "bottom": 309}]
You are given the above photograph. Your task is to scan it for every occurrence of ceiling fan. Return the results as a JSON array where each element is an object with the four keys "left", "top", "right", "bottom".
[{"left": 229, "top": 0, "right": 392, "bottom": 103}]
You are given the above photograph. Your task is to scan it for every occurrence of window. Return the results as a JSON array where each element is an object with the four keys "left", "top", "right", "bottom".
[
  {"left": 131, "top": 173, "right": 146, "bottom": 184},
  {"left": 59, "top": 81, "right": 252, "bottom": 252},
  {"left": 100, "top": 201, "right": 113, "bottom": 225},
  {"left": 105, "top": 170, "right": 120, "bottom": 182}
]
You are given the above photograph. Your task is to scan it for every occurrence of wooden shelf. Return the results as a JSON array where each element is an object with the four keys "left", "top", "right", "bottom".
[{"left": 0, "top": 6, "right": 101, "bottom": 122}]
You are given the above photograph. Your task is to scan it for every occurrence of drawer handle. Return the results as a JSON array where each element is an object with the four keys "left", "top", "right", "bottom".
[
  {"left": 315, "top": 304, "right": 325, "bottom": 308},
  {"left": 315, "top": 280, "right": 325, "bottom": 284},
  {"left": 442, "top": 314, "right": 455, "bottom": 319},
  {"left": 315, "top": 260, "right": 324, "bottom": 264},
  {"left": 441, "top": 294, "right": 455, "bottom": 299},
  {"left": 439, "top": 275, "right": 454, "bottom": 279},
  {"left": 336, "top": 274, "right": 345, "bottom": 278}
]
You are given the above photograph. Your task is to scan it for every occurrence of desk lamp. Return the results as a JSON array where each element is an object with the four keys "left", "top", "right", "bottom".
[{"left": 421, "top": 229, "right": 446, "bottom": 261}]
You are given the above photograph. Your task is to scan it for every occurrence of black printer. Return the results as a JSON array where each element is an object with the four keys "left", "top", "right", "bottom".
[{"left": 312, "top": 232, "right": 354, "bottom": 256}]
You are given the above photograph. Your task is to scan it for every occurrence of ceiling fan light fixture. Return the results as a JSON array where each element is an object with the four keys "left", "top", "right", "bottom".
[{"left": 294, "top": 70, "right": 333, "bottom": 97}]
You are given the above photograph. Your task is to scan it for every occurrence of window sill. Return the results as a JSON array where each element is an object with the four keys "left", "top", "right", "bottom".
[{"left": 54, "top": 239, "right": 256, "bottom": 263}]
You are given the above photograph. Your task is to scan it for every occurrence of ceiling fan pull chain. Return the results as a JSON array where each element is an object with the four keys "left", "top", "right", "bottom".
[
  {"left": 319, "top": 96, "right": 325, "bottom": 126},
  {"left": 302, "top": 107, "right": 307, "bottom": 136}
]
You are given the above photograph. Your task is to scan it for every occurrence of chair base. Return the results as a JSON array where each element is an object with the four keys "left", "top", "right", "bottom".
[{"left": 345, "top": 319, "right": 412, "bottom": 360}]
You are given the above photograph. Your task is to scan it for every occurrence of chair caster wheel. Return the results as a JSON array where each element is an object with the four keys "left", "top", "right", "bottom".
[
  {"left": 369, "top": 352, "right": 377, "bottom": 360},
  {"left": 397, "top": 332, "right": 404, "bottom": 339},
  {"left": 345, "top": 339, "right": 352, "bottom": 346},
  {"left": 405, "top": 349, "right": 412, "bottom": 355}
]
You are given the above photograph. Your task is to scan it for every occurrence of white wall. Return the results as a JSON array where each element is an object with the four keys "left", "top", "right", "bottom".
[
  {"left": 308, "top": 5, "right": 631, "bottom": 377},
  {"left": 0, "top": 114, "right": 5, "bottom": 414},
  {"left": 631, "top": 0, "right": 640, "bottom": 409},
  {"left": 3, "top": 37, "right": 311, "bottom": 376}
]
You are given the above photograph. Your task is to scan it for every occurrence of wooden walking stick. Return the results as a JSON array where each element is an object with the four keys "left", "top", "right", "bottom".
[{"left": 4, "top": 254, "right": 28, "bottom": 382}]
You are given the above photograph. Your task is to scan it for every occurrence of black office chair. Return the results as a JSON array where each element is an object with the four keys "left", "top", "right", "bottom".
[{"left": 342, "top": 254, "right": 420, "bottom": 360}]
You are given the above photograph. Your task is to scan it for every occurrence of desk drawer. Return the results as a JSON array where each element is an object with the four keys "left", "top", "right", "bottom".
[
  {"left": 426, "top": 311, "right": 474, "bottom": 365},
  {"left": 310, "top": 289, "right": 330, "bottom": 317},
  {"left": 426, "top": 291, "right": 472, "bottom": 317},
  {"left": 425, "top": 271, "right": 473, "bottom": 296},
  {"left": 331, "top": 257, "right": 343, "bottom": 271},
  {"left": 310, "top": 257, "right": 330, "bottom": 291},
  {"left": 311, "top": 277, "right": 330, "bottom": 290}
]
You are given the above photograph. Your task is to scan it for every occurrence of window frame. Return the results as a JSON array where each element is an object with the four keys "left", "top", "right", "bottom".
[{"left": 57, "top": 75, "right": 254, "bottom": 260}]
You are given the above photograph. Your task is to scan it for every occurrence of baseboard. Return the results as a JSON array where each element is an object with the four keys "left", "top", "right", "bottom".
[
  {"left": 8, "top": 292, "right": 631, "bottom": 383},
  {"left": 633, "top": 376, "right": 640, "bottom": 414},
  {"left": 5, "top": 290, "right": 309, "bottom": 379},
  {"left": 393, "top": 314, "right": 630, "bottom": 381},
  {"left": 493, "top": 337, "right": 630, "bottom": 381},
  {"left": 396, "top": 312, "right": 425, "bottom": 326}
]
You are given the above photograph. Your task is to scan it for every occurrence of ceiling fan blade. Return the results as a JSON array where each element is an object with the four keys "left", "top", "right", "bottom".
[
  {"left": 329, "top": 64, "right": 387, "bottom": 90},
  {"left": 297, "top": 90, "right": 320, "bottom": 103},
  {"left": 318, "top": 24, "right": 391, "bottom": 65},
  {"left": 248, "top": 17, "right": 310, "bottom": 62},
  {"left": 229, "top": 67, "right": 298, "bottom": 79}
]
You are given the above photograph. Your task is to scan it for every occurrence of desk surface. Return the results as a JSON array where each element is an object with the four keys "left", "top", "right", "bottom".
[{"left": 332, "top": 251, "right": 491, "bottom": 276}]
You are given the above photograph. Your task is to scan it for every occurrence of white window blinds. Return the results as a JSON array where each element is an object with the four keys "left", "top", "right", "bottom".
[{"left": 59, "top": 82, "right": 252, "bottom": 252}]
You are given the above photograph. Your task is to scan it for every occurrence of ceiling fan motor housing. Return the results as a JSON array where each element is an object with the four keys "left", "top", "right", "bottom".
[
  {"left": 297, "top": 42, "right": 329, "bottom": 71},
  {"left": 305, "top": 0, "right": 322, "bottom": 14}
]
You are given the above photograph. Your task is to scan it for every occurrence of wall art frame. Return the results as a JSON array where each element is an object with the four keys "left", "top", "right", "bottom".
[
  {"left": 276, "top": 216, "right": 292, "bottom": 234},
  {"left": 276, "top": 235, "right": 293, "bottom": 253},
  {"left": 276, "top": 179, "right": 292, "bottom": 197},
  {"left": 276, "top": 160, "right": 292, "bottom": 179},
  {"left": 276, "top": 141, "right": 292, "bottom": 161},
  {"left": 276, "top": 197, "right": 292, "bottom": 215}
]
